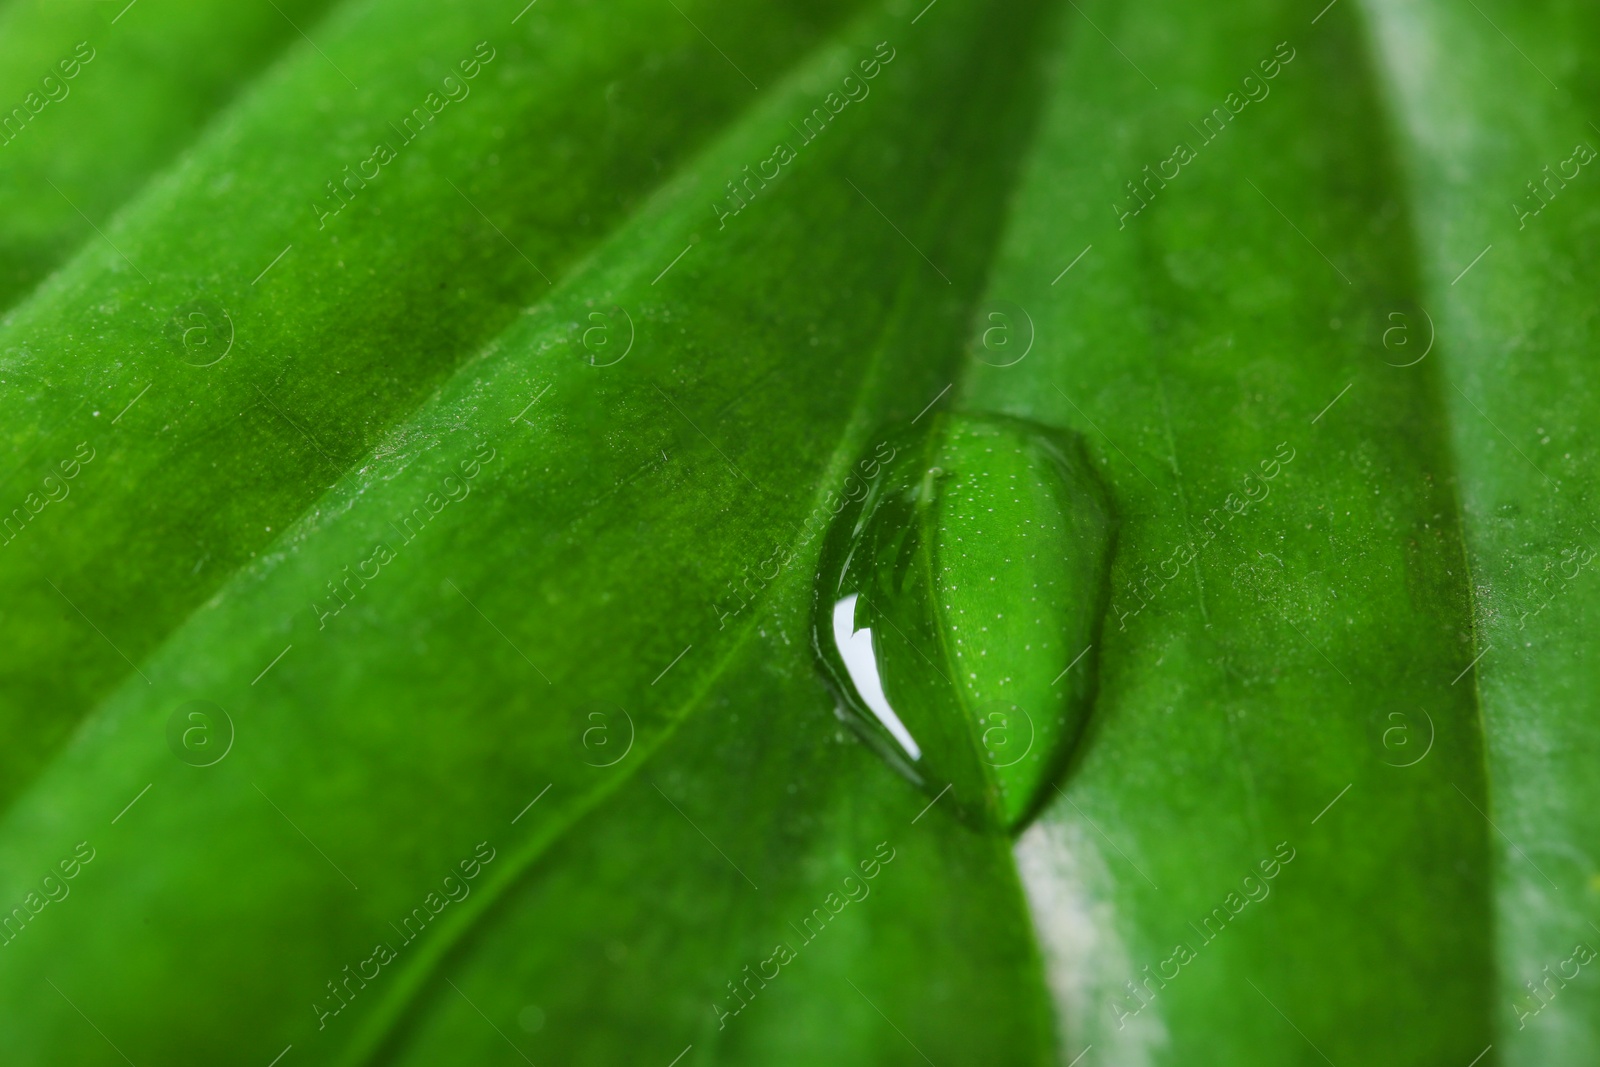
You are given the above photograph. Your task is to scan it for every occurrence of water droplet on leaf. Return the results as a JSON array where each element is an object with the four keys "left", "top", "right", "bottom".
[{"left": 812, "top": 413, "right": 1114, "bottom": 832}]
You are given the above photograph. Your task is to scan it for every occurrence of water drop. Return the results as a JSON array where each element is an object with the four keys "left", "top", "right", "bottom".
[{"left": 812, "top": 413, "right": 1114, "bottom": 832}]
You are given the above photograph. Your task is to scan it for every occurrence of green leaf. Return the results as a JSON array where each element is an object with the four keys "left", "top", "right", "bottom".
[
  {"left": 0, "top": 0, "right": 1061, "bottom": 1061},
  {"left": 0, "top": 0, "right": 344, "bottom": 311},
  {"left": 958, "top": 0, "right": 1493, "bottom": 1062},
  {"left": 3, "top": 0, "right": 1598, "bottom": 1062},
  {"left": 383, "top": 622, "right": 1059, "bottom": 1067},
  {"left": 1361, "top": 0, "right": 1600, "bottom": 1057},
  {"left": 0, "top": 0, "right": 861, "bottom": 805},
  {"left": 960, "top": 2, "right": 1497, "bottom": 1062}
]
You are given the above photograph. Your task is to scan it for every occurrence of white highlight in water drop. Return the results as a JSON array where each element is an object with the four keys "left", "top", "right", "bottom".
[{"left": 832, "top": 594, "right": 922, "bottom": 761}]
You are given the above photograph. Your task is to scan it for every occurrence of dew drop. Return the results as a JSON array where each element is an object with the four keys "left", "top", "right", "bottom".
[{"left": 812, "top": 413, "right": 1114, "bottom": 832}]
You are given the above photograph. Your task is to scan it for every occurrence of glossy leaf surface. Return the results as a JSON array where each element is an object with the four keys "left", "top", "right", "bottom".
[
  {"left": 0, "top": 0, "right": 1057, "bottom": 1062},
  {"left": 0, "top": 0, "right": 859, "bottom": 806},
  {"left": 0, "top": 0, "right": 340, "bottom": 310},
  {"left": 968, "top": 2, "right": 1493, "bottom": 1062},
  {"left": 0, "top": 0, "right": 1596, "bottom": 1063},
  {"left": 1363, "top": 0, "right": 1600, "bottom": 1057}
]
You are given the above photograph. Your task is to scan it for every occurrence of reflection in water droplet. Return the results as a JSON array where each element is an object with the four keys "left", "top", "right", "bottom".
[
  {"left": 831, "top": 593, "right": 923, "bottom": 761},
  {"left": 812, "top": 413, "right": 1114, "bottom": 832}
]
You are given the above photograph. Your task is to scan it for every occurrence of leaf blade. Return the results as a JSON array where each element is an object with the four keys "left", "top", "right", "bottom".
[
  {"left": 958, "top": 0, "right": 1495, "bottom": 1061},
  {"left": 1360, "top": 0, "right": 1600, "bottom": 1057},
  {"left": 0, "top": 0, "right": 865, "bottom": 809},
  {"left": 0, "top": 0, "right": 1060, "bottom": 1061},
  {"left": 0, "top": 0, "right": 343, "bottom": 310}
]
